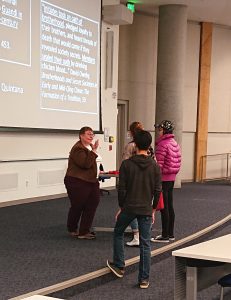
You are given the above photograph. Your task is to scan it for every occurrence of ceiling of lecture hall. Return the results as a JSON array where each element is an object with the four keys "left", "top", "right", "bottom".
[{"left": 120, "top": 0, "right": 231, "bottom": 27}]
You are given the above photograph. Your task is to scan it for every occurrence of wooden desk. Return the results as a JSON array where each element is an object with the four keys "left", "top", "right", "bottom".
[{"left": 172, "top": 234, "right": 231, "bottom": 300}]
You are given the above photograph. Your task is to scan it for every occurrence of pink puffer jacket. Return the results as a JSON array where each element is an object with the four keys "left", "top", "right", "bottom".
[{"left": 155, "top": 134, "right": 181, "bottom": 181}]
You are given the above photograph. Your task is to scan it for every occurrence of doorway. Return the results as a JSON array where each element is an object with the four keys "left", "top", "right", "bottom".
[{"left": 117, "top": 100, "right": 129, "bottom": 169}]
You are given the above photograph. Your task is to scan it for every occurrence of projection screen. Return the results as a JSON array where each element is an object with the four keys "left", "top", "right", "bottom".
[{"left": 0, "top": 0, "right": 102, "bottom": 131}]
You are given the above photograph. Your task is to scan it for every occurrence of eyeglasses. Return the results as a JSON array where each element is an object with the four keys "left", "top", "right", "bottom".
[{"left": 85, "top": 132, "right": 95, "bottom": 137}]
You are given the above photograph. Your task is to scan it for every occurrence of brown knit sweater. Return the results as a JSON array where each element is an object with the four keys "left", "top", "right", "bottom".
[{"left": 65, "top": 141, "right": 98, "bottom": 183}]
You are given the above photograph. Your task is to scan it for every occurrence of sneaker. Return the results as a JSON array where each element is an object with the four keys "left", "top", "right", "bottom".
[
  {"left": 169, "top": 236, "right": 175, "bottom": 241},
  {"left": 151, "top": 235, "right": 169, "bottom": 243},
  {"left": 126, "top": 237, "right": 139, "bottom": 247},
  {"left": 107, "top": 260, "right": 125, "bottom": 278},
  {"left": 78, "top": 232, "right": 96, "bottom": 240},
  {"left": 139, "top": 280, "right": 150, "bottom": 289}
]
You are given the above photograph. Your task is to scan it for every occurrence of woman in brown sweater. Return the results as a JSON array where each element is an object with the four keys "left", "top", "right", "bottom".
[{"left": 64, "top": 126, "right": 100, "bottom": 239}]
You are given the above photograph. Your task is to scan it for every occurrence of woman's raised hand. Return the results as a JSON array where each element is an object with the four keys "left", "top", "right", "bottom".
[{"left": 92, "top": 139, "right": 99, "bottom": 152}]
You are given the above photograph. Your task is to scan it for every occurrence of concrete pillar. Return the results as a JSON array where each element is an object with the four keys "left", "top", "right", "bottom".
[{"left": 155, "top": 5, "right": 188, "bottom": 186}]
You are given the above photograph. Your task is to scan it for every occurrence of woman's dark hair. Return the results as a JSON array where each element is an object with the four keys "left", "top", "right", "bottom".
[
  {"left": 79, "top": 126, "right": 93, "bottom": 138},
  {"left": 129, "top": 121, "right": 143, "bottom": 138}
]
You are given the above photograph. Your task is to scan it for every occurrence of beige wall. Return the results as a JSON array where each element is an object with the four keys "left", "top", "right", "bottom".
[
  {"left": 206, "top": 25, "right": 231, "bottom": 179},
  {"left": 118, "top": 14, "right": 158, "bottom": 131},
  {"left": 209, "top": 26, "right": 231, "bottom": 133},
  {"left": 181, "top": 22, "right": 200, "bottom": 180},
  {"left": 184, "top": 23, "right": 200, "bottom": 132}
]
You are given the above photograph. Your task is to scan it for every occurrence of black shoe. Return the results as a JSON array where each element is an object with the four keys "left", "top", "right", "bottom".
[
  {"left": 169, "top": 236, "right": 175, "bottom": 241},
  {"left": 107, "top": 260, "right": 125, "bottom": 278},
  {"left": 151, "top": 235, "right": 169, "bottom": 243}
]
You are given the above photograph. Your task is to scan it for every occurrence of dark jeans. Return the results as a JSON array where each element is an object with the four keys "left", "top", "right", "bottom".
[
  {"left": 161, "top": 181, "right": 175, "bottom": 238},
  {"left": 64, "top": 176, "right": 100, "bottom": 235},
  {"left": 113, "top": 211, "right": 152, "bottom": 282}
]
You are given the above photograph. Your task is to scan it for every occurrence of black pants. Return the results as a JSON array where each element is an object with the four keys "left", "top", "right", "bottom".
[
  {"left": 64, "top": 176, "right": 100, "bottom": 235},
  {"left": 160, "top": 181, "right": 175, "bottom": 238}
]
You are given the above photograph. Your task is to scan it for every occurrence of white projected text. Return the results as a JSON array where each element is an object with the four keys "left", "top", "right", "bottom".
[{"left": 40, "top": 1, "right": 99, "bottom": 114}]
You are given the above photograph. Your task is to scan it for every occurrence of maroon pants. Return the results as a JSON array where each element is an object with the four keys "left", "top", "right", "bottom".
[{"left": 64, "top": 176, "right": 100, "bottom": 235}]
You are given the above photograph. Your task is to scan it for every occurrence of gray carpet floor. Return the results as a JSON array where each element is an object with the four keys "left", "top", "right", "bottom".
[
  {"left": 57, "top": 224, "right": 231, "bottom": 300},
  {"left": 0, "top": 181, "right": 230, "bottom": 299}
]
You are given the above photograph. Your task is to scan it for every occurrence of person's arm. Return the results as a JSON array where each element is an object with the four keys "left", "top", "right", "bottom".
[
  {"left": 118, "top": 161, "right": 127, "bottom": 208},
  {"left": 152, "top": 163, "right": 162, "bottom": 209},
  {"left": 155, "top": 144, "right": 167, "bottom": 170},
  {"left": 148, "top": 145, "right": 155, "bottom": 158},
  {"left": 91, "top": 139, "right": 99, "bottom": 153},
  {"left": 152, "top": 209, "right": 156, "bottom": 224},
  {"left": 115, "top": 208, "right": 121, "bottom": 221}
]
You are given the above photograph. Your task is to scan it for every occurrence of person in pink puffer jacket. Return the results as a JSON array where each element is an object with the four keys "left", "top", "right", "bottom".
[{"left": 151, "top": 120, "right": 181, "bottom": 243}]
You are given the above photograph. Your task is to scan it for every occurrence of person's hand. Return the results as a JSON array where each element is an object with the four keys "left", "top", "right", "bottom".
[
  {"left": 115, "top": 209, "right": 121, "bottom": 221},
  {"left": 92, "top": 139, "right": 99, "bottom": 152},
  {"left": 152, "top": 210, "right": 156, "bottom": 224}
]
